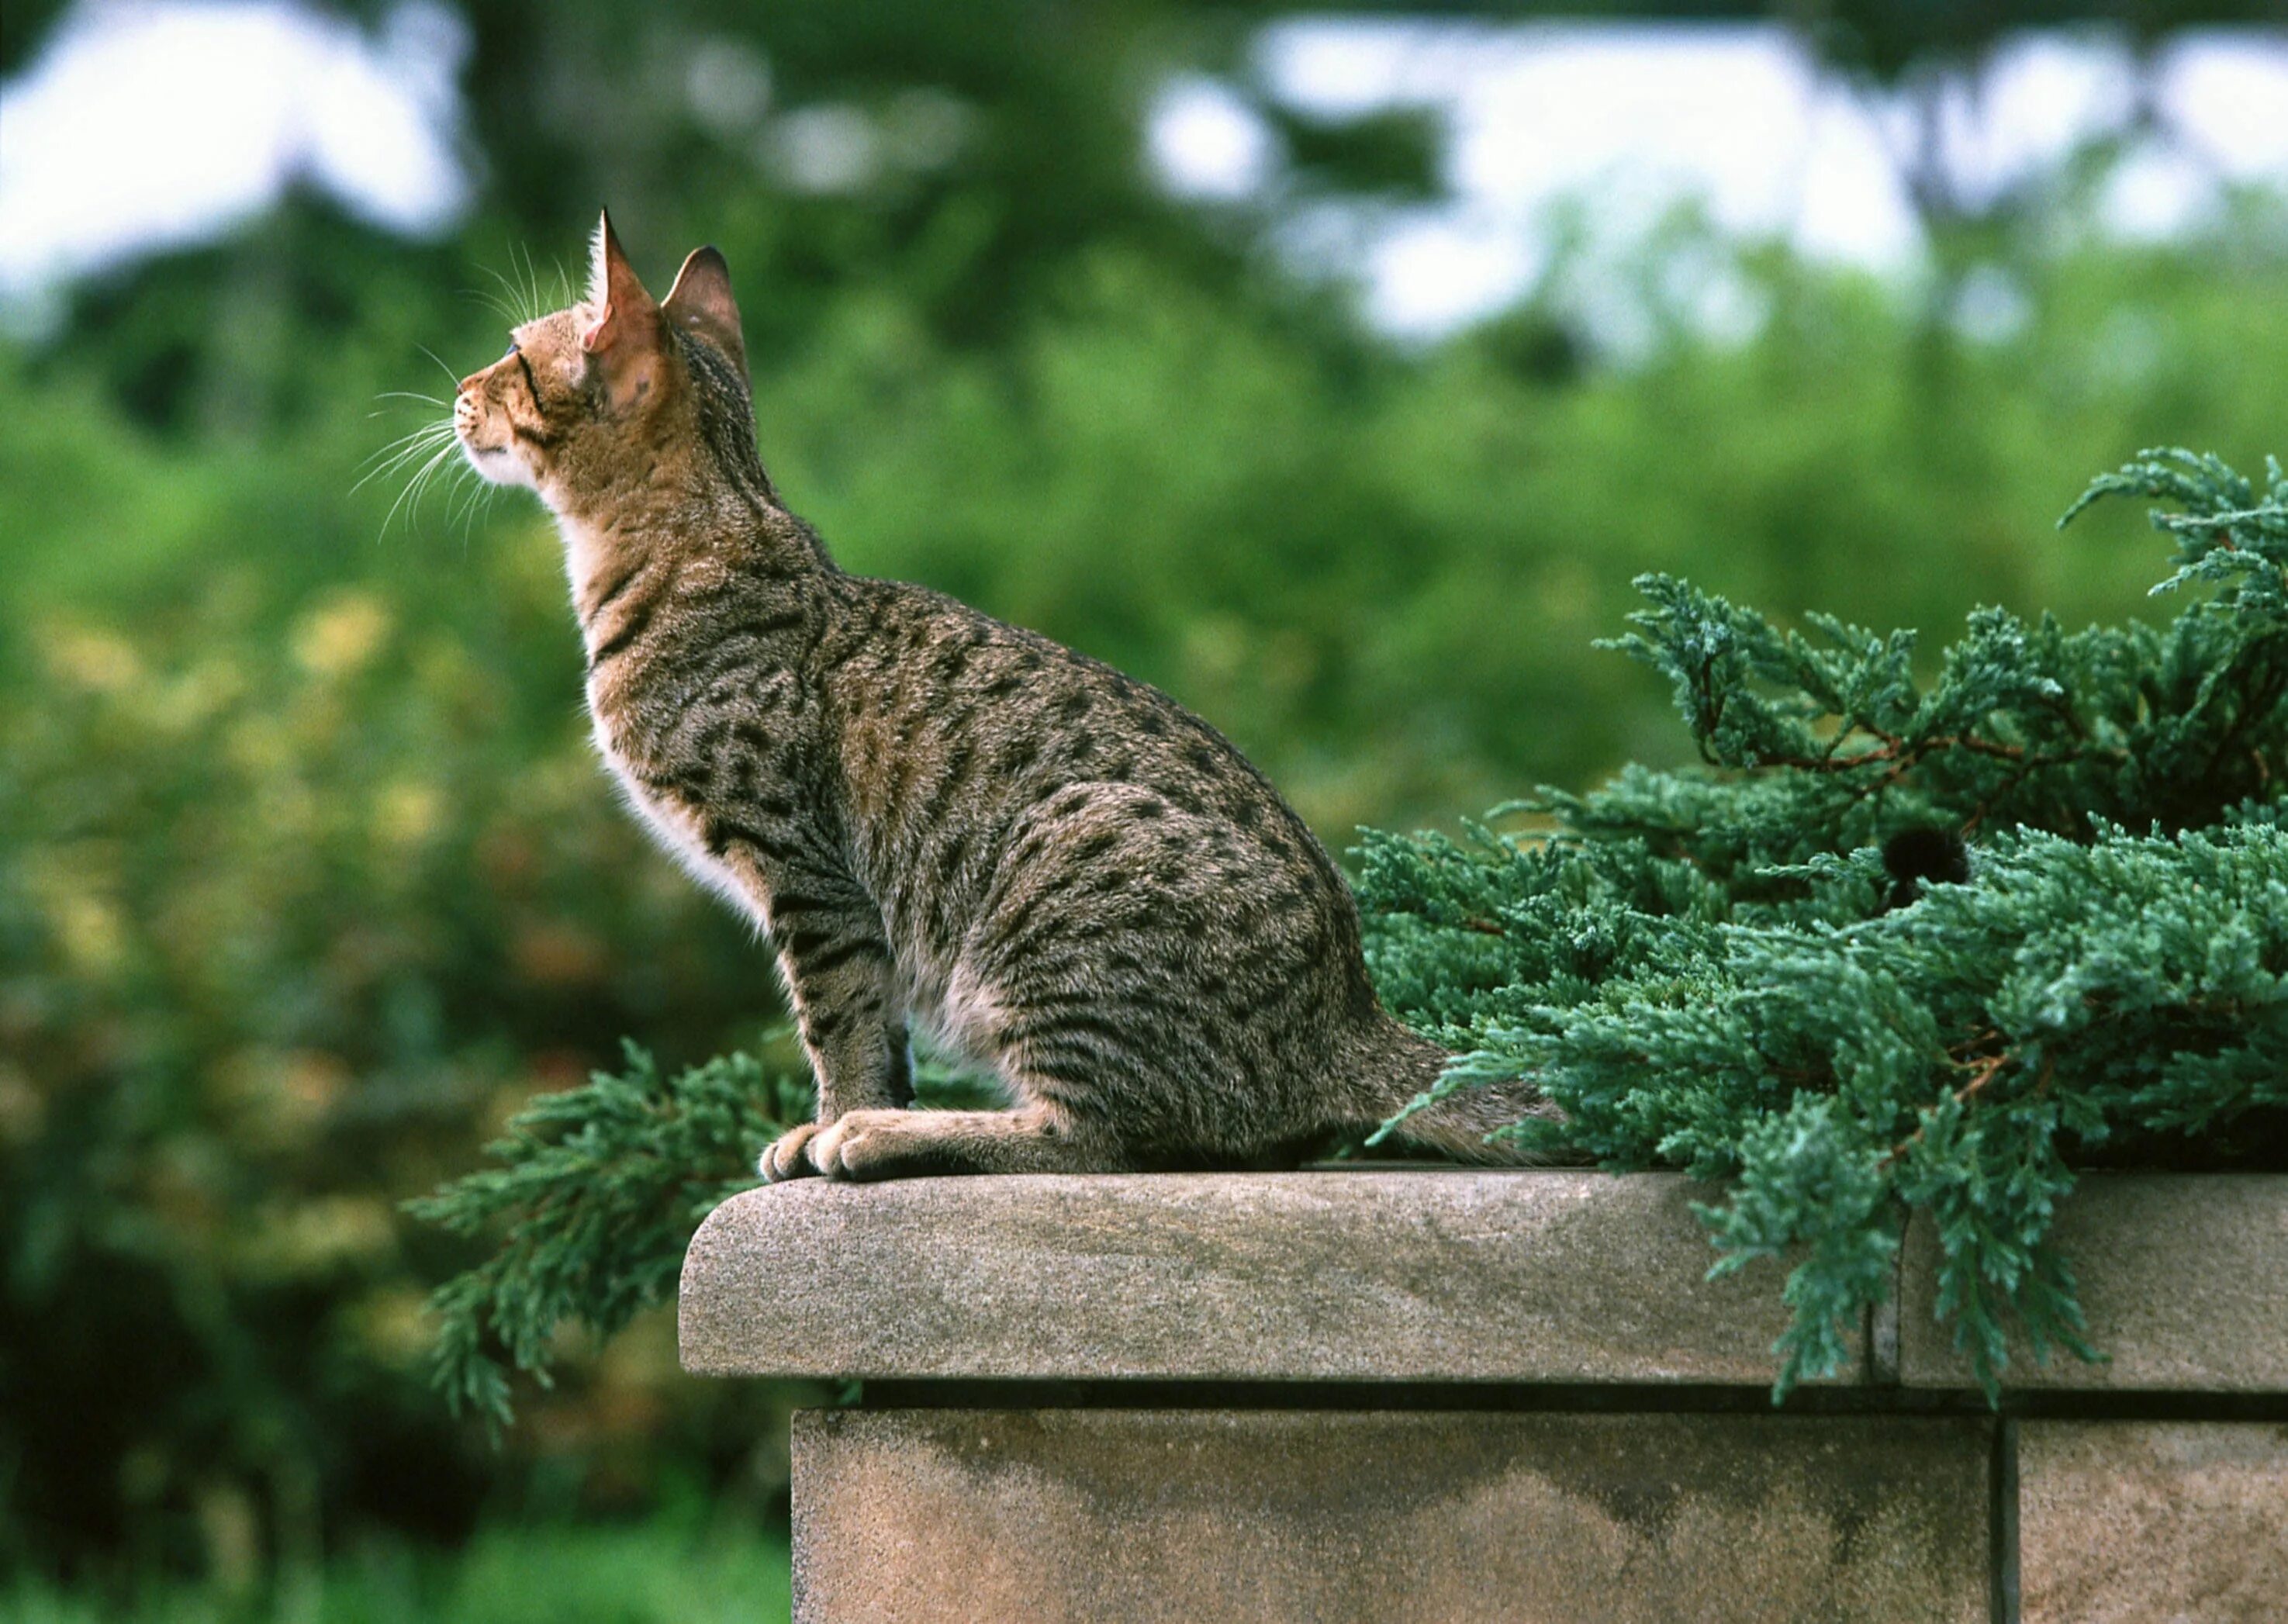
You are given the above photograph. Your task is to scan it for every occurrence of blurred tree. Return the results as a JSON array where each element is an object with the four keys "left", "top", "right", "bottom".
[
  {"left": 15, "top": 0, "right": 2284, "bottom": 432},
  {"left": 1761, "top": 0, "right": 2288, "bottom": 366},
  {"left": 0, "top": 0, "right": 70, "bottom": 72},
  {"left": 1779, "top": 0, "right": 2284, "bottom": 85},
  {"left": 438, "top": 0, "right": 1257, "bottom": 343},
  {"left": 22, "top": 0, "right": 1274, "bottom": 427}
]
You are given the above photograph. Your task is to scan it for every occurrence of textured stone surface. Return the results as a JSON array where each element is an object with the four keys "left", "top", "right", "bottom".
[
  {"left": 2020, "top": 1422, "right": 2288, "bottom": 1622},
  {"left": 791, "top": 1408, "right": 1990, "bottom": 1624},
  {"left": 1898, "top": 1175, "right": 2288, "bottom": 1390},
  {"left": 681, "top": 1170, "right": 1858, "bottom": 1384}
]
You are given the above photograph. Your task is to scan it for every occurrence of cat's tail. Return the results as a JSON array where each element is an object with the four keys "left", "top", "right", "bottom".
[{"left": 1346, "top": 1018, "right": 1564, "bottom": 1165}]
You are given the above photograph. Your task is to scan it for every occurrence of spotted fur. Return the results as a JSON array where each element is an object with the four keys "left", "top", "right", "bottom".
[{"left": 453, "top": 214, "right": 1547, "bottom": 1180}]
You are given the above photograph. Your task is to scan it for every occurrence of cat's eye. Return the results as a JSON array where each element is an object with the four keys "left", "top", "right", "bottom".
[{"left": 503, "top": 341, "right": 545, "bottom": 411}]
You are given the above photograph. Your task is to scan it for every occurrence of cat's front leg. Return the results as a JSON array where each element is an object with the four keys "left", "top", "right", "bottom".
[
  {"left": 758, "top": 1021, "right": 911, "bottom": 1181},
  {"left": 757, "top": 1121, "right": 824, "bottom": 1183},
  {"left": 758, "top": 1017, "right": 914, "bottom": 1180},
  {"left": 809, "top": 1102, "right": 1134, "bottom": 1180},
  {"left": 757, "top": 876, "right": 911, "bottom": 1182}
]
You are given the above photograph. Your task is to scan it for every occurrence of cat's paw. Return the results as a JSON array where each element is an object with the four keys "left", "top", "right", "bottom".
[
  {"left": 759, "top": 1122, "right": 824, "bottom": 1183},
  {"left": 808, "top": 1109, "right": 907, "bottom": 1181}
]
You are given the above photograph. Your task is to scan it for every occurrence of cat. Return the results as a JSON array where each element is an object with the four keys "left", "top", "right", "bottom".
[{"left": 451, "top": 213, "right": 1548, "bottom": 1180}]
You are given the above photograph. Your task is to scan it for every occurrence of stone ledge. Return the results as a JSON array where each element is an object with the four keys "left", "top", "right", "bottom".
[
  {"left": 680, "top": 1170, "right": 1853, "bottom": 1386},
  {"left": 1898, "top": 1175, "right": 2288, "bottom": 1392},
  {"left": 2018, "top": 1422, "right": 2288, "bottom": 1622},
  {"left": 792, "top": 1409, "right": 1991, "bottom": 1624}
]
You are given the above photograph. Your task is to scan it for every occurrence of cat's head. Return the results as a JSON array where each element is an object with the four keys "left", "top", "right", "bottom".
[{"left": 454, "top": 213, "right": 759, "bottom": 514}]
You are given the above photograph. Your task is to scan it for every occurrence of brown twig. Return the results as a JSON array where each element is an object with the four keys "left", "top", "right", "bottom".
[{"left": 1878, "top": 1041, "right": 2018, "bottom": 1173}]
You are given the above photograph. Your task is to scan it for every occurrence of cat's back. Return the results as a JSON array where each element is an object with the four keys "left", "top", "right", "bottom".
[
  {"left": 817, "top": 574, "right": 1377, "bottom": 1063},
  {"left": 821, "top": 572, "right": 1335, "bottom": 869}
]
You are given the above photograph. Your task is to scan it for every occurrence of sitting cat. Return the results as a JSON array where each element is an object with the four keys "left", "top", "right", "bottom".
[{"left": 451, "top": 213, "right": 1545, "bottom": 1180}]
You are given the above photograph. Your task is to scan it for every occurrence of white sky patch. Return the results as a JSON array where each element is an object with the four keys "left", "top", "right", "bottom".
[
  {"left": 1148, "top": 74, "right": 1279, "bottom": 202},
  {"left": 1256, "top": 19, "right": 1482, "bottom": 116},
  {"left": 2165, "top": 32, "right": 2288, "bottom": 177},
  {"left": 769, "top": 103, "right": 883, "bottom": 195},
  {"left": 1914, "top": 32, "right": 2142, "bottom": 213},
  {"left": 1242, "top": 20, "right": 1927, "bottom": 335},
  {"left": 1360, "top": 207, "right": 1543, "bottom": 335},
  {"left": 1793, "top": 83, "right": 1923, "bottom": 268},
  {"left": 2, "top": 5, "right": 2283, "bottom": 344},
  {"left": 0, "top": 0, "right": 469, "bottom": 309},
  {"left": 2103, "top": 144, "right": 2220, "bottom": 240},
  {"left": 1235, "top": 17, "right": 2288, "bottom": 340},
  {"left": 1440, "top": 26, "right": 1818, "bottom": 240}
]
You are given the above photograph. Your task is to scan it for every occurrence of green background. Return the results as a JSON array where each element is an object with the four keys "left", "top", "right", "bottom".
[{"left": 3, "top": 0, "right": 2284, "bottom": 1615}]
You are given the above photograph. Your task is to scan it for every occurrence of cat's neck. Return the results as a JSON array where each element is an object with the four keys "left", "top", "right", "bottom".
[{"left": 551, "top": 482, "right": 830, "bottom": 626}]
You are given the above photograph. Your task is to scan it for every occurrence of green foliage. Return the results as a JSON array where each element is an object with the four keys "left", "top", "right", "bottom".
[
  {"left": 1, "top": 1515, "right": 791, "bottom": 1624},
  {"left": 1362, "top": 449, "right": 2288, "bottom": 1400},
  {"left": 10, "top": 0, "right": 2287, "bottom": 1588},
  {"left": 405, "top": 1048, "right": 812, "bottom": 1429},
  {"left": 0, "top": 500, "right": 788, "bottom": 1569},
  {"left": 9, "top": 51, "right": 2288, "bottom": 1564},
  {"left": 403, "top": 1040, "right": 1004, "bottom": 1426}
]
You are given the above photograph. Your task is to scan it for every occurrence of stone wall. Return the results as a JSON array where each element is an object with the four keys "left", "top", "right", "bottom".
[{"left": 681, "top": 1172, "right": 2288, "bottom": 1622}]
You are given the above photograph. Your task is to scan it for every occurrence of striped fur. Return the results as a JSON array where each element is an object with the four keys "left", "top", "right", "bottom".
[{"left": 452, "top": 215, "right": 1549, "bottom": 1180}]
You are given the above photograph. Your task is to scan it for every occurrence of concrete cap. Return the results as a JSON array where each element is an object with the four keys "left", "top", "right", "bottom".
[
  {"left": 1898, "top": 1173, "right": 2288, "bottom": 1391},
  {"left": 679, "top": 1170, "right": 1854, "bottom": 1386}
]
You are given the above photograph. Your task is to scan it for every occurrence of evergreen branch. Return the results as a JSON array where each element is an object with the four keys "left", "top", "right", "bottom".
[
  {"left": 405, "top": 1043, "right": 811, "bottom": 1431},
  {"left": 1363, "top": 448, "right": 2288, "bottom": 1404}
]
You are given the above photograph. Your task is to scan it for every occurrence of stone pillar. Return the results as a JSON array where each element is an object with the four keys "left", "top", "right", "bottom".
[{"left": 679, "top": 1171, "right": 2288, "bottom": 1623}]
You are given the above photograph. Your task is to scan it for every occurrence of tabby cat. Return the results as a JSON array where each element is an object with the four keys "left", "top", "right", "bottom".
[{"left": 451, "top": 213, "right": 1544, "bottom": 1180}]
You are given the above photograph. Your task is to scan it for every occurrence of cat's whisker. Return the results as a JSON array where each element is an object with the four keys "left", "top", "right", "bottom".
[
  {"left": 367, "top": 385, "right": 452, "bottom": 427},
  {"left": 380, "top": 438, "right": 461, "bottom": 535},
  {"left": 471, "top": 251, "right": 573, "bottom": 333},
  {"left": 414, "top": 436, "right": 461, "bottom": 498},
  {"left": 524, "top": 244, "right": 570, "bottom": 317},
  {"left": 353, "top": 442, "right": 446, "bottom": 496},
  {"left": 441, "top": 452, "right": 477, "bottom": 517},
  {"left": 480, "top": 262, "right": 531, "bottom": 326},
  {"left": 354, "top": 447, "right": 440, "bottom": 496},
  {"left": 450, "top": 463, "right": 500, "bottom": 541},
  {"left": 358, "top": 416, "right": 453, "bottom": 453},
  {"left": 414, "top": 344, "right": 464, "bottom": 391},
  {"left": 407, "top": 464, "right": 457, "bottom": 533},
  {"left": 468, "top": 286, "right": 524, "bottom": 324},
  {"left": 515, "top": 242, "right": 545, "bottom": 320},
  {"left": 353, "top": 447, "right": 451, "bottom": 501},
  {"left": 364, "top": 416, "right": 456, "bottom": 449},
  {"left": 352, "top": 422, "right": 458, "bottom": 491},
  {"left": 378, "top": 455, "right": 435, "bottom": 532}
]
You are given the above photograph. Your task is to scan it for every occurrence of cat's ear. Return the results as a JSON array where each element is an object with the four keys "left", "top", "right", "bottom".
[
  {"left": 581, "top": 212, "right": 658, "bottom": 354},
  {"left": 662, "top": 246, "right": 746, "bottom": 375},
  {"left": 580, "top": 211, "right": 662, "bottom": 407}
]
